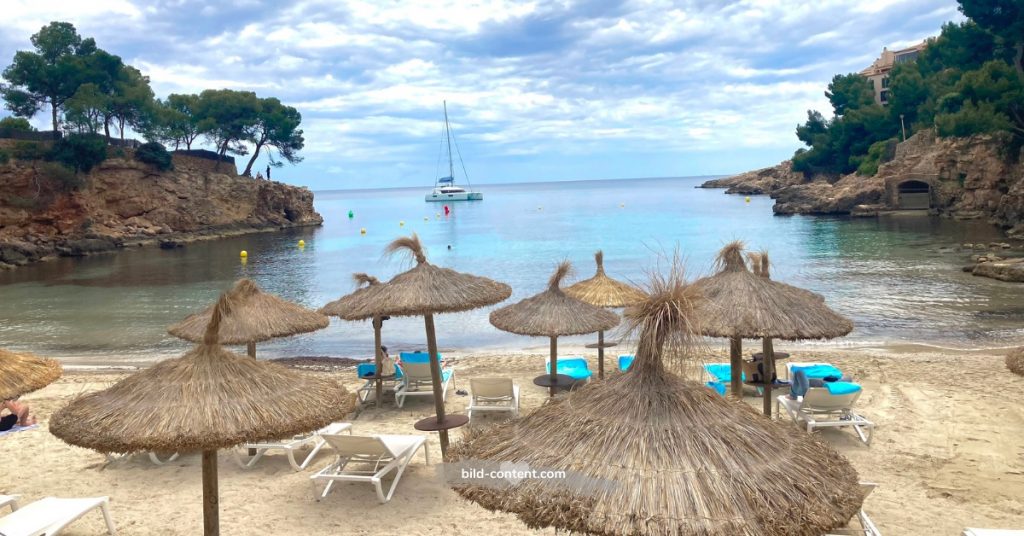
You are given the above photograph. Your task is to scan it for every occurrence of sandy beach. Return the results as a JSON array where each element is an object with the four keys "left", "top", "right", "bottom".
[{"left": 4, "top": 345, "right": 1023, "bottom": 535}]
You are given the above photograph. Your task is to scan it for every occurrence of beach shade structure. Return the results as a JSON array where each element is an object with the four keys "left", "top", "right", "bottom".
[
  {"left": 451, "top": 262, "right": 866, "bottom": 536},
  {"left": 49, "top": 295, "right": 356, "bottom": 536},
  {"left": 1007, "top": 347, "right": 1024, "bottom": 376},
  {"left": 168, "top": 278, "right": 329, "bottom": 357},
  {"left": 490, "top": 262, "right": 620, "bottom": 397},
  {"left": 320, "top": 273, "right": 389, "bottom": 408},
  {"left": 337, "top": 234, "right": 512, "bottom": 457},
  {"left": 0, "top": 348, "right": 62, "bottom": 400},
  {"left": 565, "top": 250, "right": 647, "bottom": 379},
  {"left": 691, "top": 242, "right": 852, "bottom": 415}
]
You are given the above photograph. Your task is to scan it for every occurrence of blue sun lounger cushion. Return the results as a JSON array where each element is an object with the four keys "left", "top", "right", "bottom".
[
  {"left": 399, "top": 351, "right": 441, "bottom": 363},
  {"left": 824, "top": 381, "right": 862, "bottom": 396},
  {"left": 357, "top": 363, "right": 404, "bottom": 379},
  {"left": 618, "top": 355, "right": 634, "bottom": 371},
  {"left": 704, "top": 363, "right": 744, "bottom": 383},
  {"left": 791, "top": 364, "right": 843, "bottom": 381},
  {"left": 706, "top": 381, "right": 726, "bottom": 396},
  {"left": 548, "top": 358, "right": 592, "bottom": 380}
]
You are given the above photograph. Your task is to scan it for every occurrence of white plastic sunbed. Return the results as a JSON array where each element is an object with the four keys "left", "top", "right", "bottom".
[
  {"left": 234, "top": 422, "right": 352, "bottom": 471},
  {"left": 777, "top": 387, "right": 875, "bottom": 445},
  {"left": 104, "top": 451, "right": 179, "bottom": 465},
  {"left": 826, "top": 483, "right": 881, "bottom": 536},
  {"left": 1, "top": 494, "right": 18, "bottom": 512},
  {"left": 0, "top": 496, "right": 116, "bottom": 535},
  {"left": 963, "top": 530, "right": 1024, "bottom": 535},
  {"left": 394, "top": 361, "right": 454, "bottom": 408},
  {"left": 311, "top": 434, "right": 429, "bottom": 503},
  {"left": 467, "top": 378, "right": 520, "bottom": 421}
]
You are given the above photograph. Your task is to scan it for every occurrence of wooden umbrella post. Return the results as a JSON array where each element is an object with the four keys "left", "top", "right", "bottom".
[
  {"left": 549, "top": 336, "right": 558, "bottom": 398},
  {"left": 729, "top": 336, "right": 743, "bottom": 399},
  {"left": 246, "top": 342, "right": 256, "bottom": 358},
  {"left": 597, "top": 330, "right": 605, "bottom": 380},
  {"left": 762, "top": 338, "right": 775, "bottom": 417},
  {"left": 202, "top": 450, "right": 219, "bottom": 536},
  {"left": 373, "top": 316, "right": 383, "bottom": 409},
  {"left": 423, "top": 313, "right": 449, "bottom": 456}
]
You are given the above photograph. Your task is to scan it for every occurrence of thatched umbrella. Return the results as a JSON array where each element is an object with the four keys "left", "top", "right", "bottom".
[
  {"left": 320, "top": 273, "right": 388, "bottom": 408},
  {"left": 565, "top": 250, "right": 647, "bottom": 379},
  {"left": 1007, "top": 347, "right": 1024, "bottom": 376},
  {"left": 168, "top": 278, "right": 328, "bottom": 357},
  {"left": 451, "top": 262, "right": 865, "bottom": 536},
  {"left": 692, "top": 242, "right": 852, "bottom": 414},
  {"left": 0, "top": 348, "right": 62, "bottom": 400},
  {"left": 50, "top": 295, "right": 355, "bottom": 536},
  {"left": 490, "top": 262, "right": 620, "bottom": 397},
  {"left": 338, "top": 234, "right": 512, "bottom": 457}
]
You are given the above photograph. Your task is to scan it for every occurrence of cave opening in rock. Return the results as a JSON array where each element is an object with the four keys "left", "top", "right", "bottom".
[{"left": 897, "top": 180, "right": 931, "bottom": 209}]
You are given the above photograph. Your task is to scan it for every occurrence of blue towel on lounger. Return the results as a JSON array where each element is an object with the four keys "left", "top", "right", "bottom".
[
  {"left": 706, "top": 381, "right": 726, "bottom": 396},
  {"left": 824, "top": 381, "right": 862, "bottom": 395},
  {"left": 548, "top": 358, "right": 592, "bottom": 380},
  {"left": 790, "top": 370, "right": 809, "bottom": 399},
  {"left": 357, "top": 363, "right": 403, "bottom": 379},
  {"left": 399, "top": 351, "right": 441, "bottom": 363},
  {"left": 791, "top": 364, "right": 843, "bottom": 381},
  {"left": 618, "top": 355, "right": 634, "bottom": 371},
  {"left": 704, "top": 363, "right": 745, "bottom": 383}
]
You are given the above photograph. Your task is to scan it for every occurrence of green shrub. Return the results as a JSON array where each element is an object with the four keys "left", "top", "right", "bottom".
[
  {"left": 855, "top": 138, "right": 899, "bottom": 176},
  {"left": 0, "top": 148, "right": 9, "bottom": 165},
  {"left": 12, "top": 141, "right": 44, "bottom": 160},
  {"left": 40, "top": 162, "right": 84, "bottom": 192},
  {"left": 112, "top": 147, "right": 126, "bottom": 158},
  {"left": 47, "top": 133, "right": 107, "bottom": 173},
  {"left": 7, "top": 195, "right": 40, "bottom": 210},
  {"left": 134, "top": 141, "right": 173, "bottom": 171},
  {"left": 0, "top": 117, "right": 35, "bottom": 131}
]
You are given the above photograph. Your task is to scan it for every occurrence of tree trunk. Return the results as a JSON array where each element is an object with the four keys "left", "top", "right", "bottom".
[
  {"left": 1015, "top": 43, "right": 1024, "bottom": 82},
  {"left": 103, "top": 117, "right": 111, "bottom": 140},
  {"left": 50, "top": 102, "right": 59, "bottom": 139},
  {"left": 119, "top": 118, "right": 125, "bottom": 141},
  {"left": 242, "top": 142, "right": 263, "bottom": 177}
]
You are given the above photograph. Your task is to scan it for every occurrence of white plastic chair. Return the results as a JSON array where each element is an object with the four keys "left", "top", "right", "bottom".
[
  {"left": 467, "top": 378, "right": 519, "bottom": 421},
  {"left": 0, "top": 496, "right": 116, "bottom": 535},
  {"left": 235, "top": 422, "right": 353, "bottom": 471},
  {"left": 395, "top": 361, "right": 454, "bottom": 408},
  {"left": 311, "top": 434, "right": 428, "bottom": 503}
]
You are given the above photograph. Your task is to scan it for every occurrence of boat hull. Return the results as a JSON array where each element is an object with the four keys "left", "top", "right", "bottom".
[{"left": 425, "top": 191, "right": 483, "bottom": 201}]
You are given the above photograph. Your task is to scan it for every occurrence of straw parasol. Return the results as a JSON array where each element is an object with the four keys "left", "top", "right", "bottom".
[
  {"left": 50, "top": 295, "right": 355, "bottom": 536},
  {"left": 168, "top": 278, "right": 329, "bottom": 357},
  {"left": 1007, "top": 347, "right": 1024, "bottom": 376},
  {"left": 692, "top": 242, "right": 852, "bottom": 414},
  {"left": 0, "top": 348, "right": 62, "bottom": 400},
  {"left": 565, "top": 250, "right": 647, "bottom": 379},
  {"left": 320, "top": 273, "right": 388, "bottom": 407},
  {"left": 451, "top": 261, "right": 866, "bottom": 536},
  {"left": 338, "top": 234, "right": 512, "bottom": 457},
  {"left": 490, "top": 262, "right": 620, "bottom": 396}
]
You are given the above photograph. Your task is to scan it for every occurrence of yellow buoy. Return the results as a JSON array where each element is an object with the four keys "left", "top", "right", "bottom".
[
  {"left": 424, "top": 216, "right": 429, "bottom": 221},
  {"left": 239, "top": 250, "right": 248, "bottom": 258},
  {"left": 297, "top": 240, "right": 305, "bottom": 247},
  {"left": 360, "top": 228, "right": 366, "bottom": 235},
  {"left": 399, "top": 220, "right": 405, "bottom": 227},
  {"left": 745, "top": 196, "right": 751, "bottom": 203}
]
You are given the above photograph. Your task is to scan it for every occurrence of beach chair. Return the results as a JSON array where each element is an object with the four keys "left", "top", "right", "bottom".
[
  {"left": 0, "top": 495, "right": 17, "bottom": 512},
  {"left": 311, "top": 434, "right": 429, "bottom": 503},
  {"left": 547, "top": 357, "right": 592, "bottom": 381},
  {"left": 703, "top": 363, "right": 744, "bottom": 384},
  {"left": 0, "top": 496, "right": 116, "bottom": 535},
  {"left": 395, "top": 360, "right": 454, "bottom": 408},
  {"left": 963, "top": 529, "right": 1024, "bottom": 535},
  {"left": 104, "top": 451, "right": 179, "bottom": 465},
  {"left": 355, "top": 363, "right": 403, "bottom": 404},
  {"left": 826, "top": 482, "right": 881, "bottom": 536},
  {"left": 777, "top": 382, "right": 875, "bottom": 445},
  {"left": 467, "top": 378, "right": 519, "bottom": 421},
  {"left": 235, "top": 422, "right": 353, "bottom": 471},
  {"left": 618, "top": 355, "right": 634, "bottom": 371}
]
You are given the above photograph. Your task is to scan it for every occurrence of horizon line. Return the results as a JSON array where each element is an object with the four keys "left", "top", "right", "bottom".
[{"left": 311, "top": 173, "right": 730, "bottom": 194}]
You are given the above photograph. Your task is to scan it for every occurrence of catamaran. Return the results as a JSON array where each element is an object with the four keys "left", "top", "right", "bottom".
[{"left": 425, "top": 101, "right": 482, "bottom": 202}]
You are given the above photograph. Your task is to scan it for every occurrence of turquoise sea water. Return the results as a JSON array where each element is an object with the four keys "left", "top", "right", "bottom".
[{"left": 1, "top": 176, "right": 1022, "bottom": 365}]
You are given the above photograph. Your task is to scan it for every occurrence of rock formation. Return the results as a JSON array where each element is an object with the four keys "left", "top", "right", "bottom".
[{"left": 0, "top": 151, "right": 322, "bottom": 269}]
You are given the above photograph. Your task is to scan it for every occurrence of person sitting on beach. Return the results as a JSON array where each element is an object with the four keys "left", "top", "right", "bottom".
[{"left": 1, "top": 398, "right": 36, "bottom": 431}]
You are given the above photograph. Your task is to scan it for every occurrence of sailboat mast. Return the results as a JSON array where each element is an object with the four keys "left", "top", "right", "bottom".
[{"left": 444, "top": 100, "right": 454, "bottom": 181}]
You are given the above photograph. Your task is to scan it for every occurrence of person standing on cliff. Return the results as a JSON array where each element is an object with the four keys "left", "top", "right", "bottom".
[{"left": 266, "top": 165, "right": 271, "bottom": 180}]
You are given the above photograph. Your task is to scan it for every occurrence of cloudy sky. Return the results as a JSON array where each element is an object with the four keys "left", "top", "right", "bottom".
[{"left": 1, "top": 0, "right": 960, "bottom": 190}]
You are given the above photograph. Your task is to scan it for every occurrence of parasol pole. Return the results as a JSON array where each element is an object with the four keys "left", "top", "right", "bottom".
[
  {"left": 373, "top": 316, "right": 383, "bottom": 409},
  {"left": 597, "top": 330, "right": 605, "bottom": 379},
  {"left": 423, "top": 313, "right": 450, "bottom": 456},
  {"left": 202, "top": 450, "right": 219, "bottom": 536},
  {"left": 729, "top": 336, "right": 743, "bottom": 399},
  {"left": 762, "top": 337, "right": 775, "bottom": 416},
  {"left": 549, "top": 336, "right": 558, "bottom": 398},
  {"left": 246, "top": 342, "right": 256, "bottom": 358}
]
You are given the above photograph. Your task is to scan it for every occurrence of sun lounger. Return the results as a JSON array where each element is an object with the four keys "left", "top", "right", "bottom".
[
  {"left": 618, "top": 355, "right": 634, "bottom": 371},
  {"left": 104, "top": 451, "right": 179, "bottom": 465},
  {"left": 777, "top": 382, "right": 875, "bottom": 445},
  {"left": 963, "top": 529, "right": 1024, "bottom": 535},
  {"left": 311, "top": 434, "right": 429, "bottom": 503},
  {"left": 395, "top": 361, "right": 454, "bottom": 408},
  {"left": 1, "top": 495, "right": 17, "bottom": 512},
  {"left": 547, "top": 357, "right": 592, "bottom": 381},
  {"left": 0, "top": 496, "right": 116, "bottom": 536},
  {"left": 703, "top": 363, "right": 745, "bottom": 384},
  {"left": 355, "top": 363, "right": 403, "bottom": 404},
  {"left": 826, "top": 482, "right": 881, "bottom": 536},
  {"left": 785, "top": 362, "right": 844, "bottom": 381},
  {"left": 235, "top": 422, "right": 353, "bottom": 471},
  {"left": 467, "top": 378, "right": 519, "bottom": 421}
]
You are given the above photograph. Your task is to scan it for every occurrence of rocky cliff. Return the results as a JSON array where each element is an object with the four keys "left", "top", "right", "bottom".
[
  {"left": 702, "top": 130, "right": 1024, "bottom": 239},
  {"left": 0, "top": 151, "right": 322, "bottom": 269}
]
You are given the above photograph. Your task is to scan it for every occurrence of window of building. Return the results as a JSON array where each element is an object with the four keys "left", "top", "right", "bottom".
[
  {"left": 880, "top": 90, "right": 890, "bottom": 103},
  {"left": 882, "top": 76, "right": 890, "bottom": 88}
]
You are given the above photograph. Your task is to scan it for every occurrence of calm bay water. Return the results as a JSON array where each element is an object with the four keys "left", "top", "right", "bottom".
[{"left": 1, "top": 176, "right": 1022, "bottom": 365}]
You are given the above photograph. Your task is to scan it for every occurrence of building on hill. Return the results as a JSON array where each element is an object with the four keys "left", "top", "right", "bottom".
[{"left": 860, "top": 40, "right": 930, "bottom": 105}]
